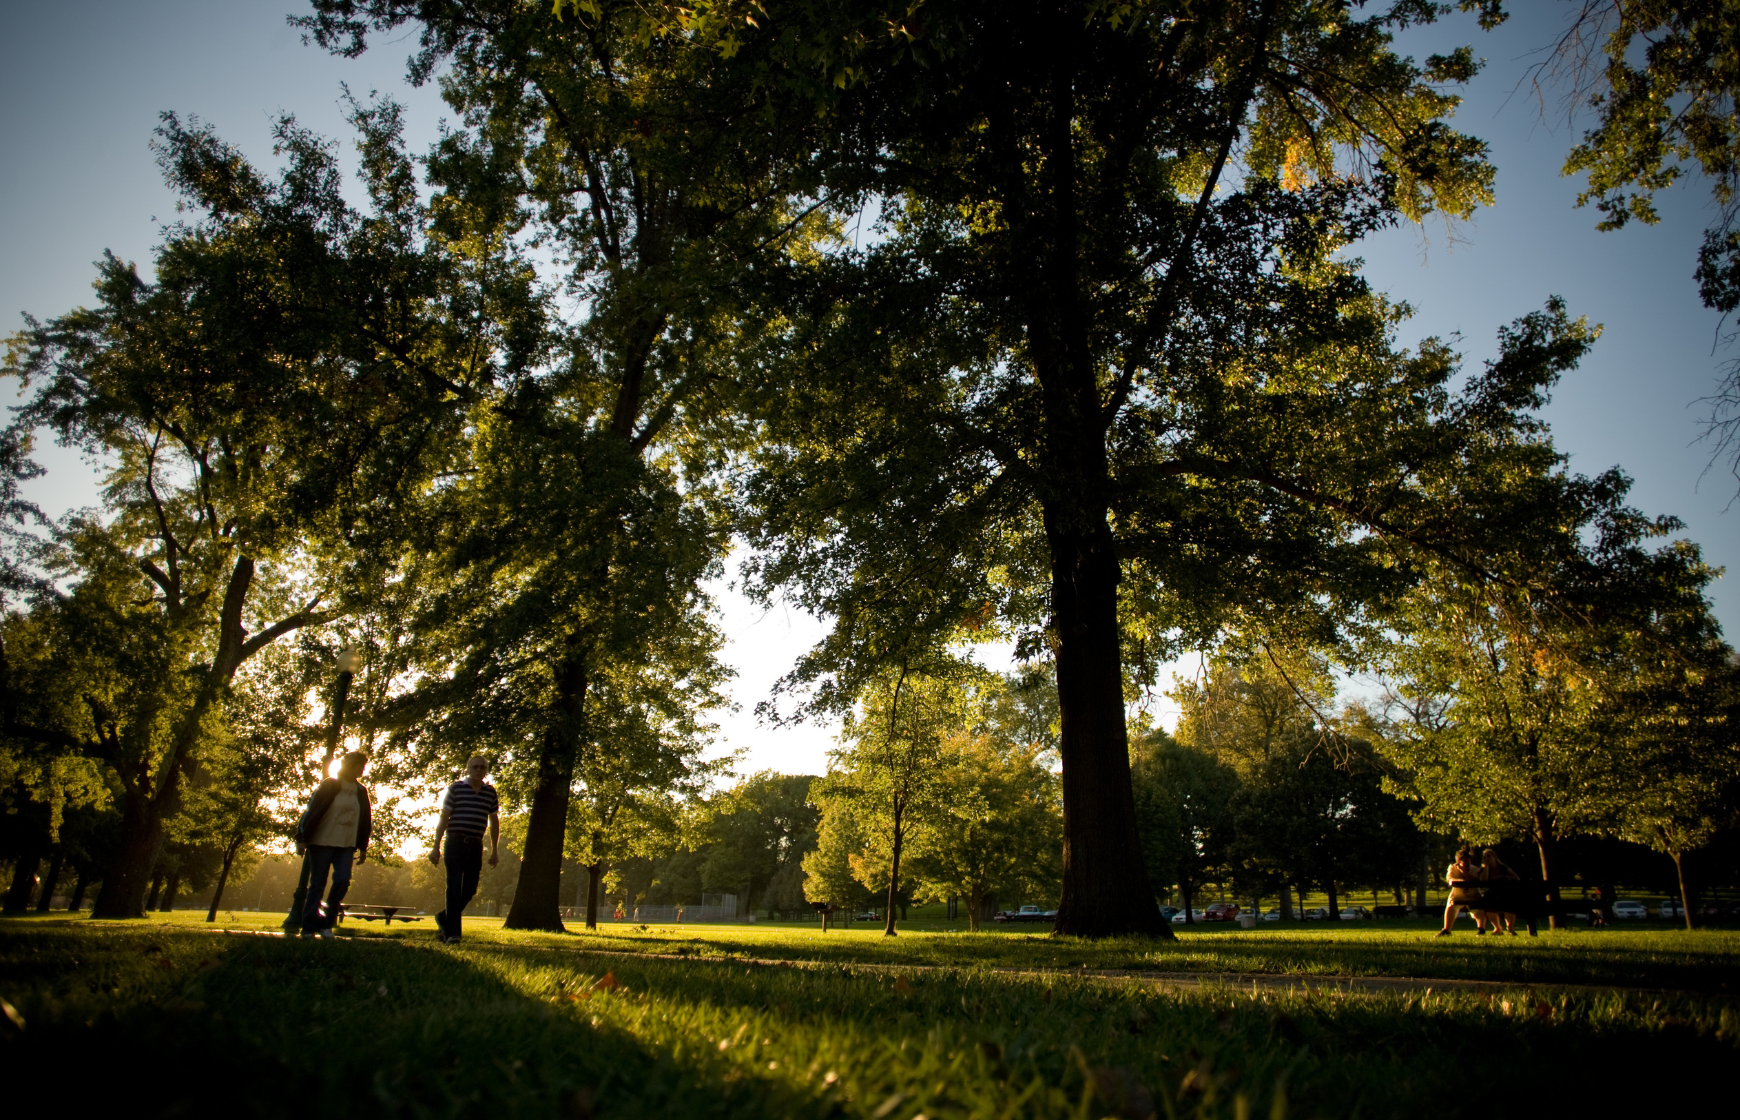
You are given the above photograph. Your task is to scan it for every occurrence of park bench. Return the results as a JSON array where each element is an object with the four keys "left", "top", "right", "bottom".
[
  {"left": 336, "top": 904, "right": 425, "bottom": 926},
  {"left": 1454, "top": 880, "right": 1594, "bottom": 936}
]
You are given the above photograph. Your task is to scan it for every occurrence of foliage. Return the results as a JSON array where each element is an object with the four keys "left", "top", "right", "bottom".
[
  {"left": 1131, "top": 732, "right": 1239, "bottom": 916},
  {"left": 691, "top": 771, "right": 821, "bottom": 915},
  {"left": 905, "top": 733, "right": 1062, "bottom": 930}
]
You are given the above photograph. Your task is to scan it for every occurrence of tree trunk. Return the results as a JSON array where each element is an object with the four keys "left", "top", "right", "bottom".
[
  {"left": 36, "top": 848, "right": 64, "bottom": 912},
  {"left": 207, "top": 835, "right": 244, "bottom": 922},
  {"left": 4, "top": 848, "right": 40, "bottom": 912},
  {"left": 506, "top": 657, "right": 587, "bottom": 932},
  {"left": 1047, "top": 507, "right": 1170, "bottom": 938},
  {"left": 967, "top": 884, "right": 981, "bottom": 933},
  {"left": 159, "top": 867, "right": 181, "bottom": 912},
  {"left": 145, "top": 868, "right": 165, "bottom": 911},
  {"left": 1180, "top": 879, "right": 1194, "bottom": 924},
  {"left": 68, "top": 871, "right": 88, "bottom": 912},
  {"left": 1671, "top": 850, "right": 1696, "bottom": 932},
  {"left": 1278, "top": 883, "right": 1294, "bottom": 923},
  {"left": 882, "top": 805, "right": 904, "bottom": 937},
  {"left": 1325, "top": 878, "right": 1339, "bottom": 921},
  {"left": 585, "top": 860, "right": 604, "bottom": 931},
  {"left": 1531, "top": 805, "right": 1565, "bottom": 930}
]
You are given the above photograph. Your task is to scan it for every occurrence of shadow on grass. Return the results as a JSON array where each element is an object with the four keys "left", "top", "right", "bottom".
[{"left": 0, "top": 922, "right": 807, "bottom": 1119}]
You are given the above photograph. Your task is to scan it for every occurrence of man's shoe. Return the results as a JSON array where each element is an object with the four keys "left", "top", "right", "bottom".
[
  {"left": 1434, "top": 930, "right": 1451, "bottom": 937},
  {"left": 435, "top": 910, "right": 448, "bottom": 936},
  {"left": 316, "top": 927, "right": 336, "bottom": 940}
]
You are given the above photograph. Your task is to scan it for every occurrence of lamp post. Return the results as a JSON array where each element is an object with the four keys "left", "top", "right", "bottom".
[{"left": 283, "top": 647, "right": 362, "bottom": 932}]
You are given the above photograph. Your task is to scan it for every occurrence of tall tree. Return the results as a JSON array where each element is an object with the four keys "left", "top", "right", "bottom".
[
  {"left": 728, "top": 0, "right": 1592, "bottom": 936},
  {"left": 1373, "top": 468, "right": 1721, "bottom": 926},
  {"left": 1130, "top": 732, "right": 1238, "bottom": 923},
  {"left": 694, "top": 772, "right": 821, "bottom": 917},
  {"left": 4, "top": 107, "right": 482, "bottom": 916},
  {"left": 300, "top": 0, "right": 829, "bottom": 929}
]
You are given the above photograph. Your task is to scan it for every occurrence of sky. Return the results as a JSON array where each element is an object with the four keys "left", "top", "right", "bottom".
[{"left": 4, "top": 1, "right": 1737, "bottom": 782}]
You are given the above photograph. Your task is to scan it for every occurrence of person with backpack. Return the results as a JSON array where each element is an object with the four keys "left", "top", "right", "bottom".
[{"left": 296, "top": 750, "right": 372, "bottom": 938}]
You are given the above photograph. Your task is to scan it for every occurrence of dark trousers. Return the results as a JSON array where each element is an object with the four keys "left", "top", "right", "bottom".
[
  {"left": 444, "top": 835, "right": 483, "bottom": 938},
  {"left": 303, "top": 846, "right": 354, "bottom": 931}
]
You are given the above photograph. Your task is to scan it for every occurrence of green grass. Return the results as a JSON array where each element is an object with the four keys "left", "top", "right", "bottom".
[{"left": 3, "top": 913, "right": 1738, "bottom": 1118}]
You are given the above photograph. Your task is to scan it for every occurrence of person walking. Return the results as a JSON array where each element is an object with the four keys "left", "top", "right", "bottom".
[
  {"left": 296, "top": 751, "right": 372, "bottom": 939},
  {"left": 1437, "top": 848, "right": 1482, "bottom": 936},
  {"left": 1477, "top": 849, "right": 1522, "bottom": 935},
  {"left": 429, "top": 755, "right": 499, "bottom": 943}
]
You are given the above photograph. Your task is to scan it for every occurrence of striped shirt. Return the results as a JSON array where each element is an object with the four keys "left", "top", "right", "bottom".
[{"left": 442, "top": 780, "right": 499, "bottom": 838}]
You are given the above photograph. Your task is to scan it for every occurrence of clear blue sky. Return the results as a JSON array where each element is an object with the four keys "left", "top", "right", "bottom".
[{"left": 4, "top": 2, "right": 1736, "bottom": 775}]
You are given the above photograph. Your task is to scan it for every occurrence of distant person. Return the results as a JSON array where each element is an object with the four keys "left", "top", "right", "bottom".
[
  {"left": 1477, "top": 849, "right": 1522, "bottom": 935},
  {"left": 1589, "top": 885, "right": 1609, "bottom": 928},
  {"left": 1437, "top": 848, "right": 1482, "bottom": 936},
  {"left": 428, "top": 755, "right": 500, "bottom": 943},
  {"left": 296, "top": 751, "right": 372, "bottom": 939}
]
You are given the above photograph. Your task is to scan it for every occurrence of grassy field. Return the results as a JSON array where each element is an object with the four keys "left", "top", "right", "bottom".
[{"left": 3, "top": 913, "right": 1736, "bottom": 1119}]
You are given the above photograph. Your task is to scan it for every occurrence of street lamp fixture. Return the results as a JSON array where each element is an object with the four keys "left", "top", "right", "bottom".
[{"left": 283, "top": 646, "right": 362, "bottom": 933}]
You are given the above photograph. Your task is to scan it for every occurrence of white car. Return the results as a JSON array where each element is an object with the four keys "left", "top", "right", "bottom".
[
  {"left": 1169, "top": 908, "right": 1208, "bottom": 923},
  {"left": 1611, "top": 900, "right": 1648, "bottom": 920},
  {"left": 1260, "top": 908, "right": 1304, "bottom": 922},
  {"left": 1657, "top": 900, "right": 1684, "bottom": 919},
  {"left": 1339, "top": 906, "right": 1370, "bottom": 920},
  {"left": 1303, "top": 907, "right": 1334, "bottom": 920}
]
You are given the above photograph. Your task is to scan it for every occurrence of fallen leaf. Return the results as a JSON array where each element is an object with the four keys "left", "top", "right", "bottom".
[{"left": 592, "top": 971, "right": 620, "bottom": 993}]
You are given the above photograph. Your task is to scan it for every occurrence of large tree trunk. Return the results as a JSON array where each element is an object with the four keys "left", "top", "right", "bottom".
[
  {"left": 68, "top": 870, "right": 88, "bottom": 912},
  {"left": 1278, "top": 883, "right": 1294, "bottom": 923},
  {"left": 4, "top": 847, "right": 40, "bottom": 912},
  {"left": 1325, "top": 878, "right": 1339, "bottom": 921},
  {"left": 207, "top": 836, "right": 243, "bottom": 922},
  {"left": 584, "top": 860, "right": 604, "bottom": 931},
  {"left": 967, "top": 883, "right": 982, "bottom": 933},
  {"left": 506, "top": 656, "right": 587, "bottom": 932},
  {"left": 1671, "top": 850, "right": 1696, "bottom": 932},
  {"left": 1046, "top": 510, "right": 1171, "bottom": 938},
  {"left": 1531, "top": 805, "right": 1566, "bottom": 930},
  {"left": 35, "top": 848, "right": 64, "bottom": 912},
  {"left": 882, "top": 806, "right": 904, "bottom": 937},
  {"left": 1180, "top": 879, "right": 1194, "bottom": 925},
  {"left": 145, "top": 868, "right": 165, "bottom": 911},
  {"left": 159, "top": 867, "right": 181, "bottom": 912}
]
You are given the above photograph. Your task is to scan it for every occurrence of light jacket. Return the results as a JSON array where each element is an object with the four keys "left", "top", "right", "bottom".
[{"left": 297, "top": 778, "right": 372, "bottom": 854}]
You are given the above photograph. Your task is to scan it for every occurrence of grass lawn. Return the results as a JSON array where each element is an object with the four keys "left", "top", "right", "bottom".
[{"left": 3, "top": 912, "right": 1736, "bottom": 1119}]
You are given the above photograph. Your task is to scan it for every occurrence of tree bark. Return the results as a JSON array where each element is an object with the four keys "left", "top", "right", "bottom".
[
  {"left": 1325, "top": 878, "right": 1339, "bottom": 921},
  {"left": 159, "top": 867, "right": 181, "bottom": 912},
  {"left": 4, "top": 848, "right": 40, "bottom": 912},
  {"left": 207, "top": 835, "right": 244, "bottom": 922},
  {"left": 505, "top": 655, "right": 587, "bottom": 932},
  {"left": 1278, "top": 883, "right": 1294, "bottom": 923},
  {"left": 145, "top": 868, "right": 165, "bottom": 911},
  {"left": 1047, "top": 510, "right": 1171, "bottom": 938},
  {"left": 882, "top": 804, "right": 904, "bottom": 937},
  {"left": 36, "top": 848, "right": 63, "bottom": 912},
  {"left": 584, "top": 859, "right": 604, "bottom": 931},
  {"left": 1180, "top": 879, "right": 1194, "bottom": 925},
  {"left": 1531, "top": 805, "right": 1566, "bottom": 930},
  {"left": 1671, "top": 850, "right": 1696, "bottom": 932},
  {"left": 68, "top": 871, "right": 88, "bottom": 912},
  {"left": 967, "top": 884, "right": 982, "bottom": 933}
]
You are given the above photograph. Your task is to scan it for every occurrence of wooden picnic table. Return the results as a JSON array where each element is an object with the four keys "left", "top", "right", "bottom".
[{"left": 337, "top": 904, "right": 424, "bottom": 925}]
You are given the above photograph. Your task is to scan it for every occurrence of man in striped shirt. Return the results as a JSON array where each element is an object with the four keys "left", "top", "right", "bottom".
[{"left": 428, "top": 755, "right": 500, "bottom": 943}]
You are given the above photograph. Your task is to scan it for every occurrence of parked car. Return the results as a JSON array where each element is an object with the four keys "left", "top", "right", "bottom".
[
  {"left": 1339, "top": 906, "right": 1370, "bottom": 920},
  {"left": 1158, "top": 906, "right": 1181, "bottom": 922},
  {"left": 1169, "top": 908, "right": 1208, "bottom": 923},
  {"left": 1657, "top": 900, "right": 1684, "bottom": 919},
  {"left": 1204, "top": 902, "right": 1241, "bottom": 922},
  {"left": 1261, "top": 908, "right": 1304, "bottom": 922},
  {"left": 853, "top": 911, "right": 880, "bottom": 922},
  {"left": 993, "top": 904, "right": 1057, "bottom": 923},
  {"left": 1303, "top": 907, "right": 1333, "bottom": 920},
  {"left": 1611, "top": 900, "right": 1648, "bottom": 920}
]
